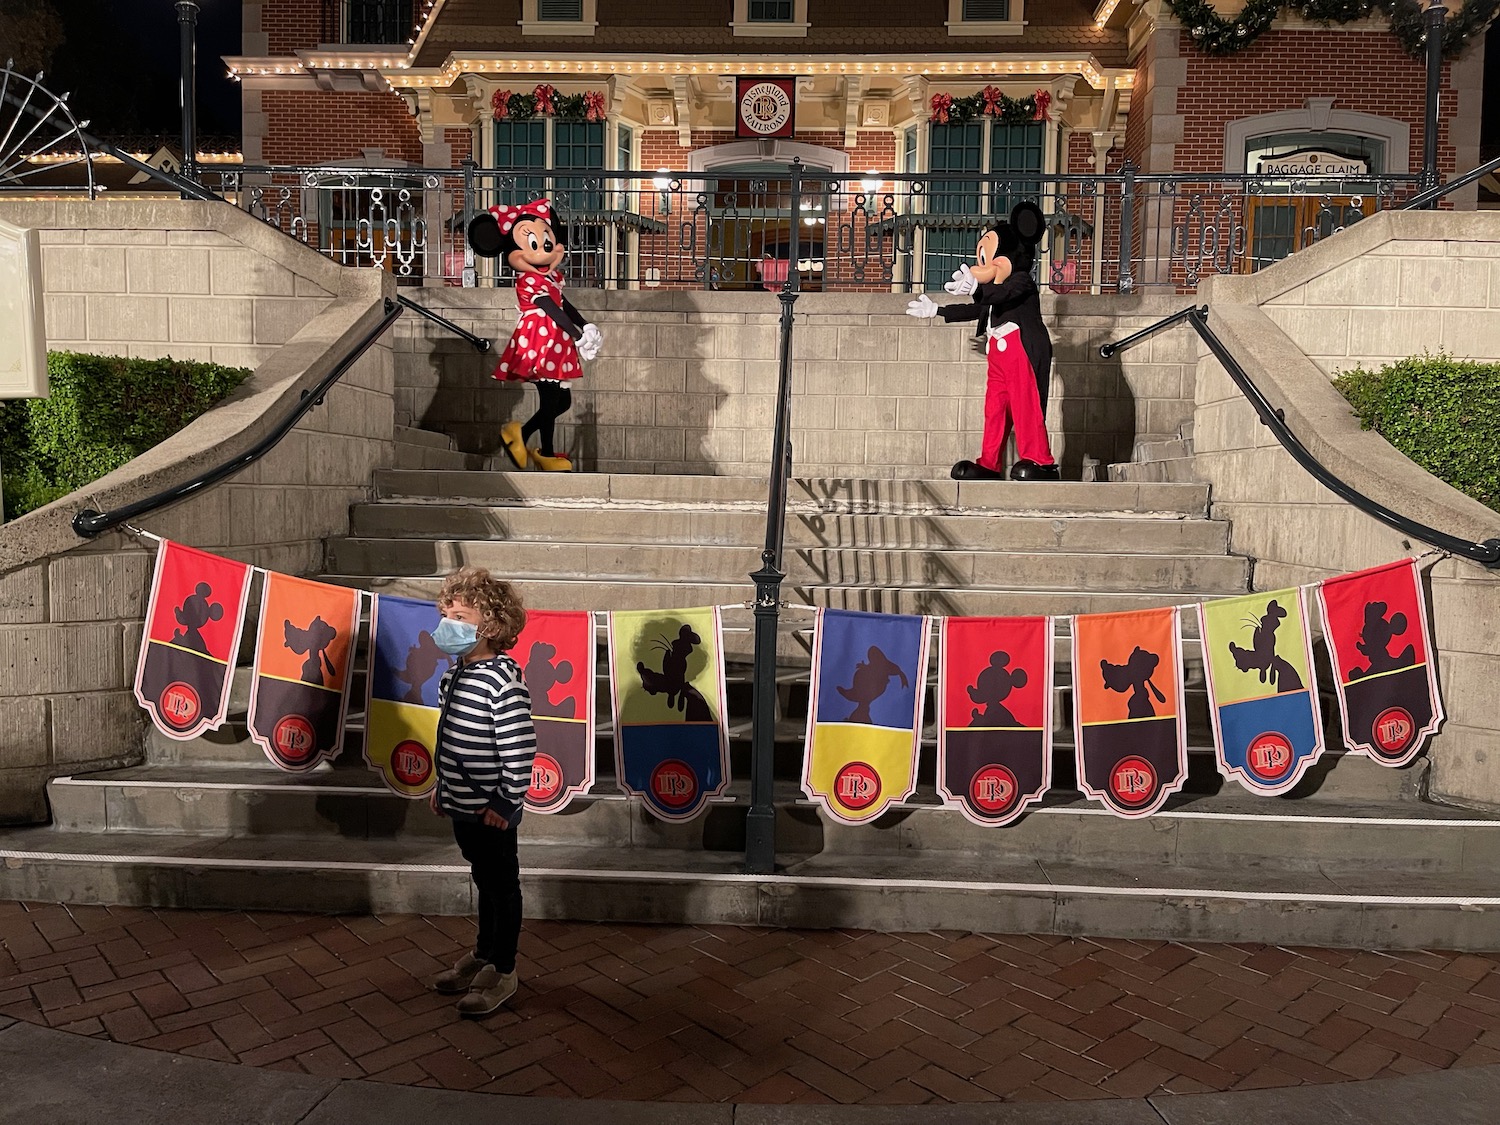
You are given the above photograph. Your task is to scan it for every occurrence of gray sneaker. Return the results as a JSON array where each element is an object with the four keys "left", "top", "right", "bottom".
[
  {"left": 434, "top": 952, "right": 487, "bottom": 995},
  {"left": 456, "top": 965, "right": 518, "bottom": 1017}
]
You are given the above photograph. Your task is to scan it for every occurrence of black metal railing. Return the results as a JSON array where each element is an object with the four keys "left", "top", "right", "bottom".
[
  {"left": 396, "top": 295, "right": 490, "bottom": 352},
  {"left": 1399, "top": 153, "right": 1500, "bottom": 212},
  {"left": 1102, "top": 307, "right": 1500, "bottom": 569}
]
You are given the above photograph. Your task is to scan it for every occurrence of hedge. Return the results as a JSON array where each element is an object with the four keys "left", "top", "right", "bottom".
[
  {"left": 0, "top": 351, "right": 252, "bottom": 520},
  {"left": 1334, "top": 352, "right": 1500, "bottom": 513}
]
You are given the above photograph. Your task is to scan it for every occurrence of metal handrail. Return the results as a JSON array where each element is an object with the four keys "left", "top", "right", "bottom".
[
  {"left": 1100, "top": 307, "right": 1500, "bottom": 568},
  {"left": 1398, "top": 154, "right": 1500, "bottom": 212},
  {"left": 396, "top": 296, "right": 490, "bottom": 352},
  {"left": 71, "top": 297, "right": 404, "bottom": 538}
]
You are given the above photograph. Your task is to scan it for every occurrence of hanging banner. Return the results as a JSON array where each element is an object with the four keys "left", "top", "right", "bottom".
[
  {"left": 803, "top": 609, "right": 931, "bottom": 824},
  {"left": 364, "top": 594, "right": 453, "bottom": 797},
  {"left": 134, "top": 540, "right": 253, "bottom": 740},
  {"left": 516, "top": 610, "right": 597, "bottom": 813},
  {"left": 248, "top": 573, "right": 362, "bottom": 772},
  {"left": 735, "top": 77, "right": 796, "bottom": 139},
  {"left": 1072, "top": 607, "right": 1187, "bottom": 818},
  {"left": 936, "top": 616, "right": 1055, "bottom": 827},
  {"left": 607, "top": 607, "right": 730, "bottom": 821},
  {"left": 1317, "top": 559, "right": 1444, "bottom": 766},
  {"left": 1199, "top": 588, "right": 1325, "bottom": 795}
]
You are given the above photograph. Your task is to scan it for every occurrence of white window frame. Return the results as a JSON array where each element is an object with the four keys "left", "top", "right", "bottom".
[
  {"left": 731, "top": 0, "right": 810, "bottom": 38},
  {"left": 946, "top": 0, "right": 1025, "bottom": 37},
  {"left": 520, "top": 0, "right": 597, "bottom": 37}
]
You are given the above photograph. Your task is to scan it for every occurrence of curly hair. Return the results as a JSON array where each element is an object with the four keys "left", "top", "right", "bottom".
[{"left": 437, "top": 566, "right": 526, "bottom": 652}]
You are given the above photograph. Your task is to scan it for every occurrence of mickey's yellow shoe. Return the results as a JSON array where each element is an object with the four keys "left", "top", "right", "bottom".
[
  {"left": 499, "top": 421, "right": 529, "bottom": 470},
  {"left": 531, "top": 451, "right": 573, "bottom": 472}
]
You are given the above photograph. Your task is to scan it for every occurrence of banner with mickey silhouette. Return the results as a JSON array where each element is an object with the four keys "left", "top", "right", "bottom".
[
  {"left": 1317, "top": 559, "right": 1444, "bottom": 767},
  {"left": 133, "top": 540, "right": 254, "bottom": 741},
  {"left": 936, "top": 616, "right": 1055, "bottom": 827},
  {"left": 1199, "top": 588, "right": 1325, "bottom": 795},
  {"left": 248, "top": 573, "right": 362, "bottom": 772},
  {"left": 803, "top": 609, "right": 932, "bottom": 825},
  {"left": 516, "top": 610, "right": 596, "bottom": 813},
  {"left": 364, "top": 594, "right": 453, "bottom": 797},
  {"left": 1071, "top": 607, "right": 1187, "bottom": 818},
  {"left": 607, "top": 607, "right": 730, "bottom": 822}
]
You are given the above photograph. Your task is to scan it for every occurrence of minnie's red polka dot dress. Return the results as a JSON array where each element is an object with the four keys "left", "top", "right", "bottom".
[{"left": 493, "top": 270, "right": 582, "bottom": 383}]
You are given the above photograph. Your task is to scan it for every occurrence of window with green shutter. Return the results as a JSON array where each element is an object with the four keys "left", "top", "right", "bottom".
[
  {"left": 961, "top": 0, "right": 1009, "bottom": 19},
  {"left": 492, "top": 120, "right": 547, "bottom": 204},
  {"left": 537, "top": 0, "right": 583, "bottom": 19},
  {"left": 748, "top": 0, "right": 794, "bottom": 19},
  {"left": 989, "top": 121, "right": 1044, "bottom": 215},
  {"left": 926, "top": 122, "right": 983, "bottom": 291}
]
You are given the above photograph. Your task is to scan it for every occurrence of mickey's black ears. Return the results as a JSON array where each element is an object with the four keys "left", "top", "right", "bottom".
[
  {"left": 467, "top": 212, "right": 506, "bottom": 258},
  {"left": 1010, "top": 201, "right": 1045, "bottom": 246}
]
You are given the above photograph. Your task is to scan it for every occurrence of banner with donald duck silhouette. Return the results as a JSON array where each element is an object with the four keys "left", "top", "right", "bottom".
[
  {"left": 364, "top": 594, "right": 452, "bottom": 797},
  {"left": 516, "top": 609, "right": 597, "bottom": 813}
]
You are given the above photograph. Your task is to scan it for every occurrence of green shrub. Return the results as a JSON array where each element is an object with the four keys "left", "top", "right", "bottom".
[
  {"left": 0, "top": 351, "right": 252, "bottom": 521},
  {"left": 1333, "top": 352, "right": 1500, "bottom": 513}
]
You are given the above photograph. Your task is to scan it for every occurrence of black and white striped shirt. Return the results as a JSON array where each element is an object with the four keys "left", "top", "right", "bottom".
[{"left": 435, "top": 654, "right": 536, "bottom": 825}]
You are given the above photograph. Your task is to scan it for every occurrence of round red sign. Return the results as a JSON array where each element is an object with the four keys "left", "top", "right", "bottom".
[
  {"left": 1245, "top": 732, "right": 1295, "bottom": 782},
  {"left": 650, "top": 759, "right": 699, "bottom": 810},
  {"left": 1373, "top": 707, "right": 1415, "bottom": 756},
  {"left": 1108, "top": 755, "right": 1157, "bottom": 808},
  {"left": 159, "top": 681, "right": 201, "bottom": 729},
  {"left": 834, "top": 761, "right": 882, "bottom": 812},
  {"left": 391, "top": 740, "right": 433, "bottom": 787},
  {"left": 271, "top": 715, "right": 317, "bottom": 765},
  {"left": 528, "top": 752, "right": 563, "bottom": 805},
  {"left": 969, "top": 765, "right": 1019, "bottom": 816}
]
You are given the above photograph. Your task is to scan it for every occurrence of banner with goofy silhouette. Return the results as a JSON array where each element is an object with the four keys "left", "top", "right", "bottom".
[
  {"left": 516, "top": 610, "right": 596, "bottom": 813},
  {"left": 803, "top": 609, "right": 932, "bottom": 825},
  {"left": 1317, "top": 559, "right": 1444, "bottom": 767},
  {"left": 1071, "top": 607, "right": 1187, "bottom": 818},
  {"left": 134, "top": 540, "right": 254, "bottom": 740},
  {"left": 607, "top": 607, "right": 730, "bottom": 822},
  {"left": 248, "top": 573, "right": 361, "bottom": 772},
  {"left": 364, "top": 594, "right": 453, "bottom": 797},
  {"left": 1200, "top": 588, "right": 1325, "bottom": 795},
  {"left": 936, "top": 616, "right": 1055, "bottom": 827}
]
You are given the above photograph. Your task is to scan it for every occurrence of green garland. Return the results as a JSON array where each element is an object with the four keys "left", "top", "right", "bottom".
[
  {"left": 929, "top": 88, "right": 1045, "bottom": 125},
  {"left": 1168, "top": 0, "right": 1499, "bottom": 57}
]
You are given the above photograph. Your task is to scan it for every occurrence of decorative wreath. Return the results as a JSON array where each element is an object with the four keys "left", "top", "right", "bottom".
[
  {"left": 1167, "top": 0, "right": 1499, "bottom": 58},
  {"left": 929, "top": 87, "right": 1051, "bottom": 125},
  {"left": 492, "top": 84, "right": 607, "bottom": 122}
]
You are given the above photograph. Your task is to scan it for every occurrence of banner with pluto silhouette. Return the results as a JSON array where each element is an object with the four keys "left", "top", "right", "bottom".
[
  {"left": 1071, "top": 607, "right": 1187, "bottom": 818},
  {"left": 607, "top": 607, "right": 730, "bottom": 822},
  {"left": 516, "top": 610, "right": 596, "bottom": 813},
  {"left": 364, "top": 594, "right": 453, "bottom": 797},
  {"left": 248, "top": 573, "right": 362, "bottom": 772},
  {"left": 134, "top": 540, "right": 254, "bottom": 741},
  {"left": 1317, "top": 559, "right": 1444, "bottom": 767},
  {"left": 936, "top": 616, "right": 1055, "bottom": 827},
  {"left": 1199, "top": 588, "right": 1325, "bottom": 795},
  {"left": 803, "top": 609, "right": 932, "bottom": 824}
]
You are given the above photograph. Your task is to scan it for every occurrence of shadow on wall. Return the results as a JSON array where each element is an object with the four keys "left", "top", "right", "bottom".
[{"left": 1060, "top": 341, "right": 1138, "bottom": 479}]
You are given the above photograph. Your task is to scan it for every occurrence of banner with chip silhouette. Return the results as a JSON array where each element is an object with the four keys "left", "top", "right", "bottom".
[
  {"left": 516, "top": 609, "right": 597, "bottom": 813},
  {"left": 364, "top": 594, "right": 452, "bottom": 797},
  {"left": 1317, "top": 559, "right": 1444, "bottom": 766},
  {"left": 1199, "top": 587, "right": 1325, "bottom": 795},
  {"left": 936, "top": 615, "right": 1054, "bottom": 827},
  {"left": 1071, "top": 607, "right": 1187, "bottom": 818},
  {"left": 607, "top": 607, "right": 729, "bottom": 822},
  {"left": 803, "top": 609, "right": 932, "bottom": 825},
  {"left": 248, "top": 573, "right": 361, "bottom": 772},
  {"left": 134, "top": 540, "right": 253, "bottom": 741}
]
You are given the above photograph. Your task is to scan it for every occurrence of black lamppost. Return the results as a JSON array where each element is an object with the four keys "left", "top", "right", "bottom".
[
  {"left": 177, "top": 0, "right": 200, "bottom": 184},
  {"left": 1420, "top": 0, "right": 1452, "bottom": 199}
]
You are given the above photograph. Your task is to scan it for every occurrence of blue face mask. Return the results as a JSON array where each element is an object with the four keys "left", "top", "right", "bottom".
[{"left": 432, "top": 618, "right": 480, "bottom": 657}]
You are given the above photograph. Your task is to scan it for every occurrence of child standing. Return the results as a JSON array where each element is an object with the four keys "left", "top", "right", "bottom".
[{"left": 428, "top": 566, "right": 536, "bottom": 1017}]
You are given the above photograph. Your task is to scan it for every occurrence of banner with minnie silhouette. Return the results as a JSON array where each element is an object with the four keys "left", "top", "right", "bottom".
[
  {"left": 803, "top": 609, "right": 932, "bottom": 825},
  {"left": 607, "top": 607, "right": 730, "bottom": 822},
  {"left": 516, "top": 610, "right": 596, "bottom": 813},
  {"left": 1200, "top": 588, "right": 1325, "bottom": 795},
  {"left": 936, "top": 616, "right": 1055, "bottom": 827},
  {"left": 1317, "top": 559, "right": 1444, "bottom": 767},
  {"left": 133, "top": 540, "right": 254, "bottom": 741},
  {"left": 364, "top": 594, "right": 454, "bottom": 797},
  {"left": 1071, "top": 607, "right": 1188, "bottom": 818},
  {"left": 248, "top": 573, "right": 361, "bottom": 772}
]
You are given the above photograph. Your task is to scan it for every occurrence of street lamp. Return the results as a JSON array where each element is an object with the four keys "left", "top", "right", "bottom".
[
  {"left": 177, "top": 0, "right": 200, "bottom": 185},
  {"left": 1420, "top": 0, "right": 1459, "bottom": 199}
]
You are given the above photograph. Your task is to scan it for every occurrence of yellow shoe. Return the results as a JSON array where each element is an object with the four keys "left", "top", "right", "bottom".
[
  {"left": 499, "top": 422, "right": 529, "bottom": 470},
  {"left": 531, "top": 451, "right": 573, "bottom": 472}
]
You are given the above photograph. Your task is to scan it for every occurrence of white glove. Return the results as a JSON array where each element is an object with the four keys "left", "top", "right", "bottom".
[
  {"left": 944, "top": 264, "right": 977, "bottom": 296},
  {"left": 905, "top": 294, "right": 939, "bottom": 319},
  {"left": 577, "top": 323, "right": 603, "bottom": 361}
]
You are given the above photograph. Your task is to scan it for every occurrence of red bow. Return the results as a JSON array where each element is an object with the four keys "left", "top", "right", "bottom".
[
  {"left": 1033, "top": 89, "right": 1051, "bottom": 121},
  {"left": 981, "top": 86, "right": 1003, "bottom": 116},
  {"left": 533, "top": 83, "right": 557, "bottom": 115},
  {"left": 491, "top": 89, "right": 510, "bottom": 120},
  {"left": 583, "top": 90, "right": 606, "bottom": 122},
  {"left": 929, "top": 93, "right": 953, "bottom": 125},
  {"left": 488, "top": 199, "right": 554, "bottom": 236}
]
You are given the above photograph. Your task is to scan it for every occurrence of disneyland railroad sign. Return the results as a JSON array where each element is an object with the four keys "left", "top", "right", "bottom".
[
  {"left": 0, "top": 218, "right": 47, "bottom": 400},
  {"left": 736, "top": 77, "right": 796, "bottom": 139}
]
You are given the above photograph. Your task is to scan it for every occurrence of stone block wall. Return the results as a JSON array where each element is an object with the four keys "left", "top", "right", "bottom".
[{"left": 0, "top": 200, "right": 398, "bottom": 823}]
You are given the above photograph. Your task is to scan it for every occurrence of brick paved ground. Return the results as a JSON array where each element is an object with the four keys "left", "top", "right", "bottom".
[{"left": 3, "top": 901, "right": 1500, "bottom": 1104}]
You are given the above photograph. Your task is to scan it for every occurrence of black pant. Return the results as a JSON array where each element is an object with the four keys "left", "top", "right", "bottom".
[
  {"left": 520, "top": 379, "right": 572, "bottom": 457},
  {"left": 451, "top": 818, "right": 522, "bottom": 973}
]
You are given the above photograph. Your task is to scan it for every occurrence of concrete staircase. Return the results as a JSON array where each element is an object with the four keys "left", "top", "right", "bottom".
[
  {"left": 4, "top": 470, "right": 1500, "bottom": 948},
  {"left": 392, "top": 425, "right": 487, "bottom": 472},
  {"left": 1109, "top": 421, "right": 1201, "bottom": 484}
]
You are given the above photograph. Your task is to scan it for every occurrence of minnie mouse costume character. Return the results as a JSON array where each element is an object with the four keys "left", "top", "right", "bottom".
[
  {"left": 906, "top": 201, "right": 1060, "bottom": 482},
  {"left": 467, "top": 198, "right": 603, "bottom": 472}
]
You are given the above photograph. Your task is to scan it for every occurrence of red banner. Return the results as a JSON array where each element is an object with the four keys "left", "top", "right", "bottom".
[
  {"left": 736, "top": 77, "right": 796, "bottom": 139},
  {"left": 516, "top": 610, "right": 597, "bottom": 813},
  {"left": 133, "top": 540, "right": 253, "bottom": 740}
]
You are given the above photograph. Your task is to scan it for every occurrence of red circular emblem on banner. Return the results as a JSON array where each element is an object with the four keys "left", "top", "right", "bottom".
[
  {"left": 272, "top": 715, "right": 317, "bottom": 765},
  {"left": 834, "top": 762, "right": 882, "bottom": 812},
  {"left": 1373, "top": 707, "right": 1416, "bottom": 756},
  {"left": 650, "top": 759, "right": 699, "bottom": 810},
  {"left": 1109, "top": 756, "right": 1158, "bottom": 808},
  {"left": 529, "top": 752, "right": 563, "bottom": 805},
  {"left": 969, "top": 765, "right": 1019, "bottom": 815},
  {"left": 159, "top": 681, "right": 201, "bottom": 729},
  {"left": 1246, "top": 732, "right": 1295, "bottom": 782},
  {"left": 391, "top": 740, "right": 432, "bottom": 787}
]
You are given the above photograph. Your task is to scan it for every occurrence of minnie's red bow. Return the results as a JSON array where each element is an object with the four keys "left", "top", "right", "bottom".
[{"left": 488, "top": 199, "right": 554, "bottom": 236}]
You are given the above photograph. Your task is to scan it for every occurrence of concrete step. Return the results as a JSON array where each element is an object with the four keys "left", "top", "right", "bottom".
[
  {"left": 1179, "top": 419, "right": 1196, "bottom": 444},
  {"left": 1129, "top": 436, "right": 1193, "bottom": 463},
  {"left": 394, "top": 425, "right": 457, "bottom": 451},
  {"left": 393, "top": 426, "right": 487, "bottom": 471},
  {"left": 1109, "top": 458, "right": 1203, "bottom": 484}
]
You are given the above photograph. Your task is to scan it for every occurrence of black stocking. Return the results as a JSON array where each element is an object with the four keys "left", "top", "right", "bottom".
[{"left": 520, "top": 380, "right": 572, "bottom": 457}]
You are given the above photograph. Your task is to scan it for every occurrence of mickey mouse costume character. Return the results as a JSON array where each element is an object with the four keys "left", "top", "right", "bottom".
[
  {"left": 907, "top": 201, "right": 1060, "bottom": 482},
  {"left": 468, "top": 199, "right": 603, "bottom": 472}
]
